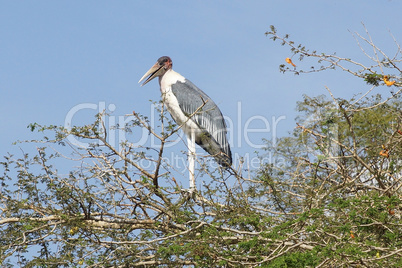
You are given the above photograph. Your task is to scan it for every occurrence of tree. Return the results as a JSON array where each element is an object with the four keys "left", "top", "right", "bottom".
[{"left": 1, "top": 26, "right": 401, "bottom": 267}]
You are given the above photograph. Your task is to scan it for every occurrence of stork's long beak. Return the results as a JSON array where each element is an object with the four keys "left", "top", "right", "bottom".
[{"left": 138, "top": 62, "right": 164, "bottom": 86}]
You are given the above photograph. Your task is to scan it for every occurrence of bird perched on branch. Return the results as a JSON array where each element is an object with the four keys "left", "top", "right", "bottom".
[{"left": 139, "top": 56, "right": 232, "bottom": 191}]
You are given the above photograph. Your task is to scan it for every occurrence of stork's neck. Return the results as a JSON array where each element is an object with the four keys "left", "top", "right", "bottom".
[{"left": 159, "top": 69, "right": 186, "bottom": 93}]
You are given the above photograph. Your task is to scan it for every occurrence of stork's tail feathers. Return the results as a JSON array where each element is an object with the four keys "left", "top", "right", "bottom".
[
  {"left": 216, "top": 151, "right": 232, "bottom": 168},
  {"left": 196, "top": 130, "right": 232, "bottom": 168}
]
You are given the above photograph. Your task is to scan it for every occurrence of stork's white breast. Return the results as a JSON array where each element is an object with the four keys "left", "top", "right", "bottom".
[
  {"left": 160, "top": 70, "right": 200, "bottom": 137},
  {"left": 163, "top": 89, "right": 200, "bottom": 137}
]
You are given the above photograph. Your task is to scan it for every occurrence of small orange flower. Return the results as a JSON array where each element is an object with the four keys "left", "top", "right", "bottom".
[
  {"left": 383, "top": 75, "right": 395, "bottom": 86},
  {"left": 379, "top": 150, "right": 389, "bottom": 158},
  {"left": 350, "top": 231, "right": 355, "bottom": 239},
  {"left": 387, "top": 205, "right": 395, "bottom": 215},
  {"left": 397, "top": 130, "right": 402, "bottom": 136},
  {"left": 384, "top": 80, "right": 395, "bottom": 86},
  {"left": 285, "top": 57, "right": 296, "bottom": 67},
  {"left": 379, "top": 145, "right": 389, "bottom": 158}
]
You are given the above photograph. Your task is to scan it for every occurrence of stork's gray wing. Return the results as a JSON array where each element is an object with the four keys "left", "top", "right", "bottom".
[{"left": 171, "top": 79, "right": 232, "bottom": 166}]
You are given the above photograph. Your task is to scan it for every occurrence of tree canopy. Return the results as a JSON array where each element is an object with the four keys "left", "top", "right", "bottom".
[{"left": 1, "top": 26, "right": 401, "bottom": 267}]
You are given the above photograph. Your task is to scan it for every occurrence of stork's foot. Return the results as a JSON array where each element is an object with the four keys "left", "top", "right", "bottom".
[{"left": 180, "top": 187, "right": 196, "bottom": 200}]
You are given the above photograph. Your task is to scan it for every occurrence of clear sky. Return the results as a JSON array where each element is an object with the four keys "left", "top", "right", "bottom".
[{"left": 1, "top": 1, "right": 401, "bottom": 176}]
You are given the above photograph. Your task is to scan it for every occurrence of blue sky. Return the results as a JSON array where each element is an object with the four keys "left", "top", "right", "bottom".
[{"left": 1, "top": 1, "right": 401, "bottom": 175}]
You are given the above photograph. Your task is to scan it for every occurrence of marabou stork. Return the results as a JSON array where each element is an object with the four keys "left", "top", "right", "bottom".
[{"left": 139, "top": 56, "right": 232, "bottom": 191}]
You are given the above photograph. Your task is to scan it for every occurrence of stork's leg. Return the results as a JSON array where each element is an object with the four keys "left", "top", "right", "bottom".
[{"left": 187, "top": 131, "right": 196, "bottom": 191}]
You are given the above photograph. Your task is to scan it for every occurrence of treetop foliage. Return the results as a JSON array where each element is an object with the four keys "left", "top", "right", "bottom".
[{"left": 1, "top": 25, "right": 401, "bottom": 267}]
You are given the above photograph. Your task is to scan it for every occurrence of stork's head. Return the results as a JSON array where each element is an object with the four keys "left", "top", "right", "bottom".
[{"left": 138, "top": 56, "right": 173, "bottom": 86}]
